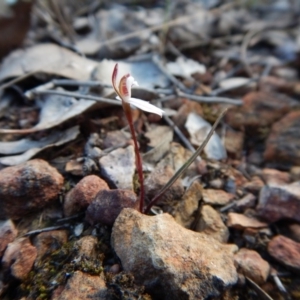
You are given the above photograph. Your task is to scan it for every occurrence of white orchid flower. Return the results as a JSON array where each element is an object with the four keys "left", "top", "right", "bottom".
[{"left": 112, "top": 64, "right": 164, "bottom": 117}]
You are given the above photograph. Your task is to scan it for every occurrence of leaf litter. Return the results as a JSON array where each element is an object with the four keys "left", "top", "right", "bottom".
[{"left": 0, "top": 0, "right": 300, "bottom": 299}]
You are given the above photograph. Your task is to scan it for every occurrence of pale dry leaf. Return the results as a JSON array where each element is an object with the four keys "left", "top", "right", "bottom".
[
  {"left": 185, "top": 112, "right": 227, "bottom": 160},
  {"left": 143, "top": 126, "right": 173, "bottom": 164},
  {"left": 166, "top": 57, "right": 206, "bottom": 79},
  {"left": 0, "top": 126, "right": 80, "bottom": 166},
  {"left": 0, "top": 43, "right": 98, "bottom": 82},
  {"left": 0, "top": 93, "right": 95, "bottom": 134},
  {"left": 219, "top": 77, "right": 253, "bottom": 90}
]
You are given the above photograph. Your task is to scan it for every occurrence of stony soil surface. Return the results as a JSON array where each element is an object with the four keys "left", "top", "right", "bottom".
[{"left": 1, "top": 1, "right": 300, "bottom": 300}]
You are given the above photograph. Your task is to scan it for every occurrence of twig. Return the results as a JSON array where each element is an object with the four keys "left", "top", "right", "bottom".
[
  {"left": 246, "top": 277, "right": 274, "bottom": 300},
  {"left": 144, "top": 109, "right": 227, "bottom": 213},
  {"left": 270, "top": 269, "right": 289, "bottom": 295},
  {"left": 52, "top": 79, "right": 110, "bottom": 88},
  {"left": 23, "top": 224, "right": 69, "bottom": 237},
  {"left": 25, "top": 89, "right": 122, "bottom": 106},
  {"left": 152, "top": 55, "right": 190, "bottom": 93},
  {"left": 55, "top": 212, "right": 85, "bottom": 223},
  {"left": 0, "top": 70, "right": 40, "bottom": 91},
  {"left": 161, "top": 106, "right": 198, "bottom": 156},
  {"left": 178, "top": 91, "right": 243, "bottom": 105},
  {"left": 241, "top": 28, "right": 264, "bottom": 78}
]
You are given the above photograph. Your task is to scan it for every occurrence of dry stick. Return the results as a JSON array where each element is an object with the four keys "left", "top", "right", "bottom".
[
  {"left": 178, "top": 91, "right": 243, "bottom": 105},
  {"left": 144, "top": 108, "right": 227, "bottom": 214},
  {"left": 153, "top": 55, "right": 242, "bottom": 104},
  {"left": 27, "top": 89, "right": 122, "bottom": 106},
  {"left": 246, "top": 277, "right": 274, "bottom": 300},
  {"left": 240, "top": 28, "right": 262, "bottom": 78},
  {"left": 152, "top": 55, "right": 190, "bottom": 93},
  {"left": 0, "top": 70, "right": 40, "bottom": 91},
  {"left": 23, "top": 225, "right": 69, "bottom": 237},
  {"left": 209, "top": 77, "right": 258, "bottom": 97}
]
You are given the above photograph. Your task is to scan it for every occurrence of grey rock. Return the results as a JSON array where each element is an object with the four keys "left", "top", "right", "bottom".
[
  {"left": 99, "top": 145, "right": 135, "bottom": 190},
  {"left": 145, "top": 164, "right": 184, "bottom": 207},
  {"left": 111, "top": 208, "right": 238, "bottom": 300}
]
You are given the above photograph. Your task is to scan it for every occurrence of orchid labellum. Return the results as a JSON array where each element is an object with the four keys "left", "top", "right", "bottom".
[{"left": 112, "top": 64, "right": 164, "bottom": 117}]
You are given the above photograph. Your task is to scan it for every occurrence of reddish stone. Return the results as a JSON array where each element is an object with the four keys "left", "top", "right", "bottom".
[
  {"left": 64, "top": 175, "right": 109, "bottom": 217},
  {"left": 0, "top": 159, "right": 64, "bottom": 219},
  {"left": 257, "top": 183, "right": 300, "bottom": 223},
  {"left": 225, "top": 91, "right": 297, "bottom": 130},
  {"left": 227, "top": 213, "right": 268, "bottom": 230},
  {"left": 261, "top": 168, "right": 290, "bottom": 185},
  {"left": 264, "top": 111, "right": 300, "bottom": 165},
  {"left": 268, "top": 235, "right": 300, "bottom": 272},
  {"left": 0, "top": 220, "right": 18, "bottom": 257},
  {"left": 234, "top": 248, "right": 270, "bottom": 284},
  {"left": 86, "top": 189, "right": 139, "bottom": 226},
  {"left": 2, "top": 237, "right": 37, "bottom": 280},
  {"left": 202, "top": 189, "right": 235, "bottom": 206},
  {"left": 53, "top": 271, "right": 107, "bottom": 300}
]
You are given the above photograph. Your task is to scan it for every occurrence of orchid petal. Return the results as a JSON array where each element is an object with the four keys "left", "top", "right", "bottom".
[{"left": 128, "top": 97, "right": 164, "bottom": 117}]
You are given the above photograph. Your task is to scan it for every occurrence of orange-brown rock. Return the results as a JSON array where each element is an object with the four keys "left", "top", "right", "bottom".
[
  {"left": 0, "top": 219, "right": 18, "bottom": 257},
  {"left": 226, "top": 91, "right": 297, "bottom": 130},
  {"left": 264, "top": 111, "right": 300, "bottom": 165},
  {"left": 202, "top": 189, "right": 235, "bottom": 205},
  {"left": 227, "top": 213, "right": 268, "bottom": 229},
  {"left": 2, "top": 237, "right": 37, "bottom": 280},
  {"left": 112, "top": 208, "right": 238, "bottom": 299},
  {"left": 52, "top": 271, "right": 107, "bottom": 300},
  {"left": 234, "top": 248, "right": 270, "bottom": 284},
  {"left": 268, "top": 235, "right": 300, "bottom": 272},
  {"left": 0, "top": 159, "right": 64, "bottom": 220}
]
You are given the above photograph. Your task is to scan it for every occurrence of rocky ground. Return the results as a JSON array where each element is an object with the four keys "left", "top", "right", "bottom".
[{"left": 0, "top": 0, "right": 300, "bottom": 299}]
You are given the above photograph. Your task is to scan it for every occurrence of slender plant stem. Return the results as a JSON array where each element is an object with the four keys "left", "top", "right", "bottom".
[
  {"left": 144, "top": 109, "right": 227, "bottom": 214},
  {"left": 123, "top": 103, "right": 145, "bottom": 213}
]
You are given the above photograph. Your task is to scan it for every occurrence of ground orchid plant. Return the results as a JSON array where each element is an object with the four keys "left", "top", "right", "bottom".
[
  {"left": 112, "top": 63, "right": 226, "bottom": 214},
  {"left": 112, "top": 63, "right": 164, "bottom": 212}
]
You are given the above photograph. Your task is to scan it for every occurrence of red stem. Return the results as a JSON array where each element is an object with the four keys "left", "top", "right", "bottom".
[{"left": 123, "top": 103, "right": 145, "bottom": 213}]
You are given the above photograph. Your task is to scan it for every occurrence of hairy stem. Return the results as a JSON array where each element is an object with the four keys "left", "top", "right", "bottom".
[{"left": 123, "top": 103, "right": 145, "bottom": 212}]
